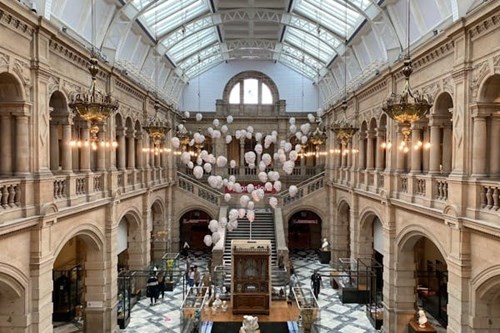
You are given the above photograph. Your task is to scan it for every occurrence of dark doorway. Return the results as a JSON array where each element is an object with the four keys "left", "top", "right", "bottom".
[
  {"left": 288, "top": 211, "right": 322, "bottom": 250},
  {"left": 179, "top": 210, "right": 212, "bottom": 250}
]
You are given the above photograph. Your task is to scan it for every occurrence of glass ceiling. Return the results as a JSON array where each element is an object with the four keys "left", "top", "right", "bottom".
[{"left": 128, "top": 0, "right": 372, "bottom": 81}]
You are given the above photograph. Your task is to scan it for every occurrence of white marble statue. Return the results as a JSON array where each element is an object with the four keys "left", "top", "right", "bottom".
[
  {"left": 321, "top": 238, "right": 330, "bottom": 251},
  {"left": 418, "top": 309, "right": 428, "bottom": 327},
  {"left": 239, "top": 315, "right": 259, "bottom": 333}
]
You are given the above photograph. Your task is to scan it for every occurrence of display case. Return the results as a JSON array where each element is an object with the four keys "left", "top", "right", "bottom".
[
  {"left": 364, "top": 259, "right": 383, "bottom": 329},
  {"left": 117, "top": 271, "right": 135, "bottom": 329},
  {"left": 180, "top": 286, "right": 209, "bottom": 333},
  {"left": 366, "top": 293, "right": 383, "bottom": 329},
  {"left": 330, "top": 258, "right": 370, "bottom": 304},
  {"left": 161, "top": 252, "right": 180, "bottom": 291},
  {"left": 231, "top": 240, "right": 271, "bottom": 315},
  {"left": 293, "top": 287, "right": 321, "bottom": 333},
  {"left": 53, "top": 262, "right": 83, "bottom": 322}
]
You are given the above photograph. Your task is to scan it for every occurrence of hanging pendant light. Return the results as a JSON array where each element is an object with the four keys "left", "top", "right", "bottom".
[
  {"left": 69, "top": 0, "right": 118, "bottom": 143},
  {"left": 331, "top": 0, "right": 358, "bottom": 146},
  {"left": 382, "top": 0, "right": 432, "bottom": 145},
  {"left": 143, "top": 99, "right": 171, "bottom": 155}
]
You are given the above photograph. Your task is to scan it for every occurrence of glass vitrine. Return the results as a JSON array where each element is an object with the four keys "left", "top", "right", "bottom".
[
  {"left": 293, "top": 287, "right": 321, "bottom": 333},
  {"left": 117, "top": 270, "right": 133, "bottom": 329},
  {"left": 53, "top": 262, "right": 83, "bottom": 322},
  {"left": 180, "top": 286, "right": 209, "bottom": 333}
]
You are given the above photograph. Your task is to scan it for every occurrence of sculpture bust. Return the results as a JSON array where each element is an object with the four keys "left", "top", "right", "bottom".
[
  {"left": 321, "top": 238, "right": 330, "bottom": 251},
  {"left": 417, "top": 309, "right": 428, "bottom": 327},
  {"left": 239, "top": 315, "right": 259, "bottom": 333}
]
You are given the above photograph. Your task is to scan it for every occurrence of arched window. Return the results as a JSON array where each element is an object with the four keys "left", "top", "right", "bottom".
[{"left": 224, "top": 71, "right": 278, "bottom": 105}]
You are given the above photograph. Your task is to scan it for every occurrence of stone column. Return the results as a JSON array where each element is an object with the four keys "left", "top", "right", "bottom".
[
  {"left": 15, "top": 115, "right": 30, "bottom": 175},
  {"left": 358, "top": 132, "right": 366, "bottom": 170},
  {"left": 117, "top": 128, "right": 126, "bottom": 170},
  {"left": 135, "top": 132, "right": 143, "bottom": 169},
  {"left": 490, "top": 116, "right": 500, "bottom": 178},
  {"left": 0, "top": 115, "right": 12, "bottom": 175},
  {"left": 442, "top": 124, "right": 452, "bottom": 174},
  {"left": 62, "top": 123, "right": 73, "bottom": 173},
  {"left": 127, "top": 129, "right": 135, "bottom": 170},
  {"left": 376, "top": 129, "right": 385, "bottom": 170},
  {"left": 50, "top": 123, "right": 59, "bottom": 171},
  {"left": 471, "top": 116, "right": 487, "bottom": 177},
  {"left": 97, "top": 130, "right": 106, "bottom": 171},
  {"left": 347, "top": 141, "right": 353, "bottom": 169},
  {"left": 428, "top": 122, "right": 441, "bottom": 174},
  {"left": 366, "top": 130, "right": 375, "bottom": 170},
  {"left": 410, "top": 126, "right": 422, "bottom": 174},
  {"left": 79, "top": 123, "right": 91, "bottom": 172},
  {"left": 396, "top": 131, "right": 405, "bottom": 172}
]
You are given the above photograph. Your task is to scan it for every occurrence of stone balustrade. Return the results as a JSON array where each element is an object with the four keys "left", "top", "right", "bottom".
[
  {"left": 480, "top": 182, "right": 500, "bottom": 211},
  {"left": 0, "top": 180, "right": 21, "bottom": 209},
  {"left": 177, "top": 172, "right": 221, "bottom": 206},
  {"left": 282, "top": 172, "right": 325, "bottom": 206}
]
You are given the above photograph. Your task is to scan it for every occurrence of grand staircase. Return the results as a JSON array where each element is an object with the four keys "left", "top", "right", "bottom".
[{"left": 222, "top": 209, "right": 286, "bottom": 288}]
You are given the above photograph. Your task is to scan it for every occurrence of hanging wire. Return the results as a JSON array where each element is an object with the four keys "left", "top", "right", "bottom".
[
  {"left": 342, "top": 0, "right": 348, "bottom": 110},
  {"left": 406, "top": 0, "right": 411, "bottom": 59}
]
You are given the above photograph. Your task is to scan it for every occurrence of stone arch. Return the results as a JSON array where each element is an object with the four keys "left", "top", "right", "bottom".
[
  {"left": 0, "top": 71, "right": 25, "bottom": 102},
  {"left": 393, "top": 226, "right": 449, "bottom": 328},
  {"left": 150, "top": 199, "right": 167, "bottom": 262},
  {"left": 52, "top": 223, "right": 105, "bottom": 258},
  {"left": 0, "top": 264, "right": 29, "bottom": 332},
  {"left": 333, "top": 199, "right": 351, "bottom": 261},
  {"left": 116, "top": 206, "right": 143, "bottom": 229},
  {"left": 430, "top": 91, "right": 454, "bottom": 174},
  {"left": 478, "top": 73, "right": 500, "bottom": 103},
  {"left": 117, "top": 209, "right": 146, "bottom": 270},
  {"left": 49, "top": 90, "right": 71, "bottom": 173},
  {"left": 357, "top": 209, "right": 383, "bottom": 259},
  {"left": 287, "top": 208, "right": 323, "bottom": 250},
  {"left": 471, "top": 265, "right": 500, "bottom": 330},
  {"left": 178, "top": 208, "right": 214, "bottom": 251}
]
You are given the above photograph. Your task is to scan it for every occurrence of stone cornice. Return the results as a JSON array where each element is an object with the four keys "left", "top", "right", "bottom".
[
  {"left": 468, "top": 10, "right": 500, "bottom": 40},
  {"left": 115, "top": 79, "right": 146, "bottom": 101},
  {"left": 356, "top": 80, "right": 388, "bottom": 101},
  {"left": 0, "top": 7, "right": 35, "bottom": 39}
]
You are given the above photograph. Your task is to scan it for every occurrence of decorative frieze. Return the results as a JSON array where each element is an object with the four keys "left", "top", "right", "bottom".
[
  {"left": 469, "top": 12, "right": 500, "bottom": 40},
  {"left": 420, "top": 81, "right": 441, "bottom": 101},
  {"left": 471, "top": 59, "right": 491, "bottom": 99},
  {"left": 47, "top": 76, "right": 60, "bottom": 97},
  {"left": 49, "top": 40, "right": 90, "bottom": 72},
  {"left": 0, "top": 9, "right": 34, "bottom": 38},
  {"left": 0, "top": 51, "right": 9, "bottom": 70},
  {"left": 442, "top": 76, "right": 454, "bottom": 97},
  {"left": 357, "top": 80, "right": 387, "bottom": 101},
  {"left": 115, "top": 79, "right": 145, "bottom": 101}
]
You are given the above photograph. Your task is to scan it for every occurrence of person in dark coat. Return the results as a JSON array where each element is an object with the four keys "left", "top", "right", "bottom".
[
  {"left": 310, "top": 269, "right": 323, "bottom": 300},
  {"left": 158, "top": 274, "right": 166, "bottom": 299},
  {"left": 146, "top": 274, "right": 159, "bottom": 305}
]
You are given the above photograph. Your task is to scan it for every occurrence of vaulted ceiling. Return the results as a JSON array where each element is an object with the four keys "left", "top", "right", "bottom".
[{"left": 30, "top": 0, "right": 480, "bottom": 107}]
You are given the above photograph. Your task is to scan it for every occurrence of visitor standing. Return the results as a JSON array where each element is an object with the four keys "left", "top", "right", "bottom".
[
  {"left": 146, "top": 274, "right": 159, "bottom": 305},
  {"left": 310, "top": 269, "right": 323, "bottom": 300}
]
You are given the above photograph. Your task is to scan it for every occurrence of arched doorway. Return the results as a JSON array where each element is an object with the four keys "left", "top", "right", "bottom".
[
  {"left": 117, "top": 212, "right": 143, "bottom": 271},
  {"left": 288, "top": 210, "right": 322, "bottom": 250},
  {"left": 150, "top": 200, "right": 166, "bottom": 264},
  {"left": 52, "top": 237, "right": 85, "bottom": 323},
  {"left": 179, "top": 210, "right": 212, "bottom": 251},
  {"left": 333, "top": 201, "right": 351, "bottom": 261},
  {"left": 395, "top": 233, "right": 448, "bottom": 329}
]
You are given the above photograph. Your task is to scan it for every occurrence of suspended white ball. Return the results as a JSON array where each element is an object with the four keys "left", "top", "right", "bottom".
[
  {"left": 289, "top": 185, "right": 298, "bottom": 197},
  {"left": 274, "top": 181, "right": 282, "bottom": 192},
  {"left": 255, "top": 132, "right": 262, "bottom": 142},
  {"left": 235, "top": 130, "right": 242, "bottom": 139},
  {"left": 247, "top": 126, "right": 254, "bottom": 133},
  {"left": 301, "top": 135, "right": 308, "bottom": 144},
  {"left": 203, "top": 163, "right": 212, "bottom": 174},
  {"left": 283, "top": 160, "right": 295, "bottom": 175},
  {"left": 254, "top": 143, "right": 263, "bottom": 155},
  {"left": 247, "top": 210, "right": 255, "bottom": 223},
  {"left": 181, "top": 151, "right": 191, "bottom": 164},
  {"left": 265, "top": 182, "right": 273, "bottom": 192},
  {"left": 227, "top": 115, "right": 234, "bottom": 123},
  {"left": 219, "top": 217, "right": 228, "bottom": 228},
  {"left": 262, "top": 153, "right": 272, "bottom": 166},
  {"left": 212, "top": 130, "right": 221, "bottom": 139},
  {"left": 238, "top": 208, "right": 246, "bottom": 218},
  {"left": 248, "top": 201, "right": 255, "bottom": 210},
  {"left": 229, "top": 175, "right": 236, "bottom": 183},
  {"left": 308, "top": 113, "right": 316, "bottom": 123},
  {"left": 196, "top": 113, "right": 203, "bottom": 121},
  {"left": 284, "top": 142, "right": 292, "bottom": 152},
  {"left": 301, "top": 123, "right": 311, "bottom": 135},
  {"left": 171, "top": 137, "right": 180, "bottom": 148},
  {"left": 289, "top": 150, "right": 298, "bottom": 162},
  {"left": 203, "top": 234, "right": 213, "bottom": 246},
  {"left": 221, "top": 125, "right": 228, "bottom": 133},
  {"left": 193, "top": 166, "right": 204, "bottom": 179},
  {"left": 229, "top": 209, "right": 239, "bottom": 221},
  {"left": 187, "top": 161, "right": 194, "bottom": 169},
  {"left": 289, "top": 124, "right": 297, "bottom": 133},
  {"left": 259, "top": 161, "right": 266, "bottom": 171},
  {"left": 269, "top": 197, "right": 278, "bottom": 209},
  {"left": 209, "top": 219, "right": 219, "bottom": 233},
  {"left": 217, "top": 156, "right": 227, "bottom": 167},
  {"left": 224, "top": 193, "right": 231, "bottom": 202},
  {"left": 246, "top": 131, "right": 252, "bottom": 140},
  {"left": 234, "top": 183, "right": 242, "bottom": 193},
  {"left": 184, "top": 111, "right": 190, "bottom": 118},
  {"left": 230, "top": 160, "right": 237, "bottom": 168},
  {"left": 213, "top": 119, "right": 220, "bottom": 127},
  {"left": 212, "top": 231, "right": 221, "bottom": 245},
  {"left": 247, "top": 184, "right": 255, "bottom": 193},
  {"left": 226, "top": 135, "right": 232, "bottom": 144},
  {"left": 295, "top": 144, "right": 302, "bottom": 152},
  {"left": 289, "top": 117, "right": 296, "bottom": 125},
  {"left": 240, "top": 195, "right": 250, "bottom": 208},
  {"left": 258, "top": 172, "right": 268, "bottom": 183},
  {"left": 207, "top": 127, "right": 214, "bottom": 135}
]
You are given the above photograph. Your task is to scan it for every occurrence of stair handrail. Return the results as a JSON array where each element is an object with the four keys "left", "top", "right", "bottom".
[
  {"left": 279, "top": 171, "right": 325, "bottom": 205},
  {"left": 177, "top": 171, "right": 223, "bottom": 205}
]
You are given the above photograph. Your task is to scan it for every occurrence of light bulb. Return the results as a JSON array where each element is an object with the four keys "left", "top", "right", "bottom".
[
  {"left": 91, "top": 142, "right": 97, "bottom": 151},
  {"left": 424, "top": 142, "right": 431, "bottom": 149},
  {"left": 112, "top": 141, "right": 118, "bottom": 148}
]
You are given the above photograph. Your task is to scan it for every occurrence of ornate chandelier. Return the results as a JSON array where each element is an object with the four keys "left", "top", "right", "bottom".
[
  {"left": 331, "top": 102, "right": 359, "bottom": 146},
  {"left": 382, "top": 0, "right": 432, "bottom": 144},
  {"left": 176, "top": 120, "right": 192, "bottom": 150},
  {"left": 309, "top": 118, "right": 328, "bottom": 147},
  {"left": 69, "top": 55, "right": 119, "bottom": 142},
  {"left": 143, "top": 100, "right": 170, "bottom": 155}
]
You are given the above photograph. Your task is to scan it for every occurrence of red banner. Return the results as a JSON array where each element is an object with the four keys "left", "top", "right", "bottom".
[{"left": 292, "top": 219, "right": 318, "bottom": 224}]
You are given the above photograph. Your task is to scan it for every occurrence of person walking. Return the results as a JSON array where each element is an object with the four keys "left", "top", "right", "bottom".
[
  {"left": 310, "top": 269, "right": 323, "bottom": 300},
  {"left": 187, "top": 267, "right": 195, "bottom": 288},
  {"left": 146, "top": 274, "right": 159, "bottom": 305},
  {"left": 193, "top": 265, "right": 201, "bottom": 287},
  {"left": 158, "top": 274, "right": 166, "bottom": 299}
]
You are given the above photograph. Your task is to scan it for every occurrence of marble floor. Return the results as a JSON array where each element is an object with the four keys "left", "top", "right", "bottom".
[{"left": 121, "top": 250, "right": 381, "bottom": 333}]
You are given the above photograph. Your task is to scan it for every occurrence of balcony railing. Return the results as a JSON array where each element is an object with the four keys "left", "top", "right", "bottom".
[
  {"left": 0, "top": 180, "right": 21, "bottom": 209},
  {"left": 282, "top": 172, "right": 325, "bottom": 206},
  {"left": 480, "top": 182, "right": 500, "bottom": 211},
  {"left": 177, "top": 172, "right": 221, "bottom": 206},
  {"left": 54, "top": 177, "right": 67, "bottom": 199}
]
